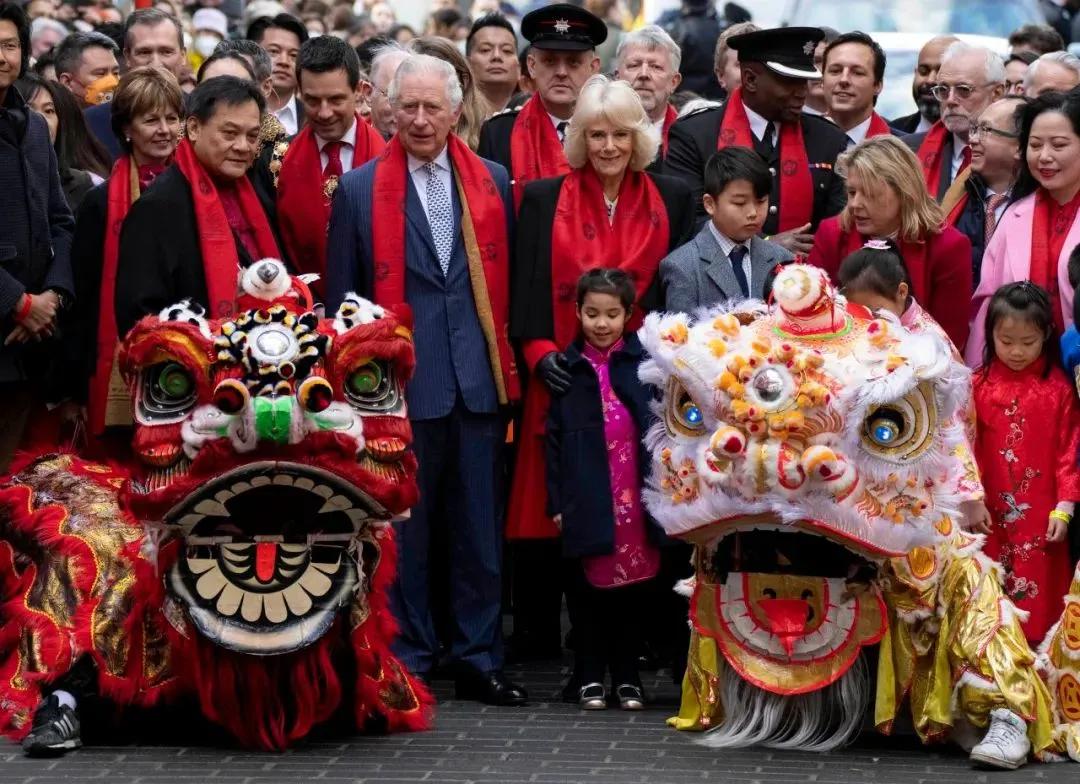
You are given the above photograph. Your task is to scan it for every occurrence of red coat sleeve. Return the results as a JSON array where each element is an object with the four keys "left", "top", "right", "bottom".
[
  {"left": 926, "top": 228, "right": 973, "bottom": 351},
  {"left": 807, "top": 217, "right": 844, "bottom": 285},
  {"left": 1054, "top": 371, "right": 1080, "bottom": 502}
]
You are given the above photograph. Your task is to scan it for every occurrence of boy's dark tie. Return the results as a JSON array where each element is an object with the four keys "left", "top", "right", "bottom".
[{"left": 728, "top": 245, "right": 750, "bottom": 298}]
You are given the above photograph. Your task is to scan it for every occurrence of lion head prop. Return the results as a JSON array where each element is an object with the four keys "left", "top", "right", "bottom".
[
  {"left": 640, "top": 264, "right": 972, "bottom": 747},
  {"left": 0, "top": 260, "right": 431, "bottom": 749}
]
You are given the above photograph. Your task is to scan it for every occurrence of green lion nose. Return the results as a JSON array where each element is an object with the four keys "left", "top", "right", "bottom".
[{"left": 253, "top": 397, "right": 294, "bottom": 443}]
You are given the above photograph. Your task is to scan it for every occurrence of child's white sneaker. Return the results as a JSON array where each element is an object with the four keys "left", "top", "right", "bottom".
[{"left": 969, "top": 708, "right": 1030, "bottom": 770}]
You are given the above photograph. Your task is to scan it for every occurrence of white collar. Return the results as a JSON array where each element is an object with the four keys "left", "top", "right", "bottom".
[
  {"left": 802, "top": 104, "right": 824, "bottom": 117},
  {"left": 952, "top": 132, "right": 969, "bottom": 159},
  {"left": 915, "top": 114, "right": 933, "bottom": 133},
  {"left": 547, "top": 111, "right": 570, "bottom": 130},
  {"left": 407, "top": 145, "right": 451, "bottom": 174},
  {"left": 316, "top": 118, "right": 357, "bottom": 150},
  {"left": 741, "top": 101, "right": 774, "bottom": 143},
  {"left": 844, "top": 114, "right": 875, "bottom": 145},
  {"left": 277, "top": 94, "right": 297, "bottom": 119}
]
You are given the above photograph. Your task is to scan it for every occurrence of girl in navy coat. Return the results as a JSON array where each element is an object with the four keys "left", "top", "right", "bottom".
[{"left": 545, "top": 269, "right": 665, "bottom": 711}]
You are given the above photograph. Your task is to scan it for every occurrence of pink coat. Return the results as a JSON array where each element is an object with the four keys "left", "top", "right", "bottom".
[{"left": 965, "top": 192, "right": 1078, "bottom": 368}]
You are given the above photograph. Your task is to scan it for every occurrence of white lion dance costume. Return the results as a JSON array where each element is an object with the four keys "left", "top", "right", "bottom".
[{"left": 640, "top": 264, "right": 1080, "bottom": 768}]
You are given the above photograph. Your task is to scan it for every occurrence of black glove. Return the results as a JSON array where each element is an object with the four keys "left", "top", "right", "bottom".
[{"left": 537, "top": 351, "right": 572, "bottom": 395}]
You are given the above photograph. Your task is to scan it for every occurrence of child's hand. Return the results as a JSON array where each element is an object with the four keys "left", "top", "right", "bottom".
[
  {"left": 961, "top": 499, "right": 993, "bottom": 534},
  {"left": 552, "top": 514, "right": 562, "bottom": 531},
  {"left": 1047, "top": 516, "right": 1069, "bottom": 543}
]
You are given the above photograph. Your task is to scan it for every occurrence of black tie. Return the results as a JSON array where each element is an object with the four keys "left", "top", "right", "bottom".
[
  {"left": 556, "top": 121, "right": 568, "bottom": 143},
  {"left": 758, "top": 121, "right": 776, "bottom": 159},
  {"left": 728, "top": 245, "right": 750, "bottom": 298}
]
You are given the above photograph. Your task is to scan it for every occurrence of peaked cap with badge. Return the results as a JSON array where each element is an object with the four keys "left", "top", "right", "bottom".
[
  {"left": 520, "top": 3, "right": 607, "bottom": 51},
  {"left": 727, "top": 26, "right": 824, "bottom": 80}
]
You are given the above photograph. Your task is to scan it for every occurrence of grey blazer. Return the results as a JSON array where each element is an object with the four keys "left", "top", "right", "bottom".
[{"left": 659, "top": 225, "right": 794, "bottom": 315}]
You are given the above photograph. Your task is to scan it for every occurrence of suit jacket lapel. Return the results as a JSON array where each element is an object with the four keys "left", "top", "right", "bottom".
[
  {"left": 404, "top": 174, "right": 440, "bottom": 260},
  {"left": 699, "top": 227, "right": 741, "bottom": 299},
  {"left": 747, "top": 236, "right": 775, "bottom": 298},
  {"left": 937, "top": 134, "right": 956, "bottom": 200}
]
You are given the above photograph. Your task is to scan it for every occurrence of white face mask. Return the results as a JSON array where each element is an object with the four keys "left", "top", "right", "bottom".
[
  {"left": 306, "top": 27, "right": 323, "bottom": 38},
  {"left": 194, "top": 34, "right": 220, "bottom": 58}
]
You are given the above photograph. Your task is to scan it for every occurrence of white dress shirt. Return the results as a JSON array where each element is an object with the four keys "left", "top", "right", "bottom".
[
  {"left": 408, "top": 146, "right": 454, "bottom": 223},
  {"left": 844, "top": 114, "right": 875, "bottom": 148},
  {"left": 743, "top": 102, "right": 776, "bottom": 147},
  {"left": 274, "top": 94, "right": 299, "bottom": 136},
  {"left": 548, "top": 111, "right": 570, "bottom": 142},
  {"left": 950, "top": 133, "right": 970, "bottom": 180},
  {"left": 316, "top": 119, "right": 358, "bottom": 172},
  {"left": 708, "top": 222, "right": 753, "bottom": 285},
  {"left": 915, "top": 114, "right": 933, "bottom": 134}
]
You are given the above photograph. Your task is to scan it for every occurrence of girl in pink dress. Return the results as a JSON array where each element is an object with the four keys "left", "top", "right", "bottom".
[{"left": 545, "top": 269, "right": 662, "bottom": 711}]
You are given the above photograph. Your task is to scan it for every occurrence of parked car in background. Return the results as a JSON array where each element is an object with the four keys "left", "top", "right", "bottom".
[{"left": 780, "top": 0, "right": 1045, "bottom": 38}]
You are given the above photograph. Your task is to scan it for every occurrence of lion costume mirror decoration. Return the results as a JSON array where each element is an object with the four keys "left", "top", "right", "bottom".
[
  {"left": 641, "top": 264, "right": 1080, "bottom": 766},
  {"left": 0, "top": 261, "right": 431, "bottom": 750}
]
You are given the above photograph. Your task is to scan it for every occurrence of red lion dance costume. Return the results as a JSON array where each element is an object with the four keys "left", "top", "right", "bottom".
[{"left": 0, "top": 260, "right": 432, "bottom": 751}]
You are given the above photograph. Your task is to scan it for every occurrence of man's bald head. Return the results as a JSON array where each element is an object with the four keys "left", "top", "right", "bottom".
[{"left": 913, "top": 34, "right": 960, "bottom": 121}]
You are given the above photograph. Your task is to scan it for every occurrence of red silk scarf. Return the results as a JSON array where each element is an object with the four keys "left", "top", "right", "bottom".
[
  {"left": 917, "top": 121, "right": 950, "bottom": 198},
  {"left": 1030, "top": 187, "right": 1080, "bottom": 334},
  {"left": 660, "top": 103, "right": 678, "bottom": 156},
  {"left": 277, "top": 114, "right": 385, "bottom": 280},
  {"left": 717, "top": 88, "right": 813, "bottom": 232},
  {"left": 173, "top": 138, "right": 280, "bottom": 320},
  {"left": 508, "top": 93, "right": 570, "bottom": 209},
  {"left": 88, "top": 155, "right": 136, "bottom": 435},
  {"left": 549, "top": 167, "right": 669, "bottom": 347},
  {"left": 866, "top": 112, "right": 893, "bottom": 139},
  {"left": 371, "top": 134, "right": 518, "bottom": 403}
]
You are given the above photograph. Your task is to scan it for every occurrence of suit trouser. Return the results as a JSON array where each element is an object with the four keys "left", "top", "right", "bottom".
[{"left": 389, "top": 400, "right": 504, "bottom": 675}]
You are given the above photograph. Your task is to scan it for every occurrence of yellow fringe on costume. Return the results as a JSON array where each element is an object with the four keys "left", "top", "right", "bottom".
[
  {"left": 668, "top": 629, "right": 724, "bottom": 731},
  {"left": 876, "top": 539, "right": 1055, "bottom": 754}
]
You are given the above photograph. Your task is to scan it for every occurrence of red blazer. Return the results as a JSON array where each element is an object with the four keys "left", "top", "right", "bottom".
[{"left": 807, "top": 216, "right": 973, "bottom": 350}]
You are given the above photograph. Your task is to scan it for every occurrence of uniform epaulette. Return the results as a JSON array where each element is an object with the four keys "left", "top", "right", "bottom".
[
  {"left": 678, "top": 101, "right": 723, "bottom": 120},
  {"left": 490, "top": 104, "right": 524, "bottom": 119},
  {"left": 268, "top": 136, "right": 289, "bottom": 190}
]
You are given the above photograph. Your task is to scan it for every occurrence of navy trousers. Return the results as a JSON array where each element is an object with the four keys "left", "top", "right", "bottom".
[{"left": 389, "top": 401, "right": 504, "bottom": 675}]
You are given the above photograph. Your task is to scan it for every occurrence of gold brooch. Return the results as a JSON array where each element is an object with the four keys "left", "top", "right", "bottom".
[{"left": 324, "top": 175, "right": 339, "bottom": 201}]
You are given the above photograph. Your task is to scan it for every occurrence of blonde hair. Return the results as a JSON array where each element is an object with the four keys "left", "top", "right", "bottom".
[
  {"left": 564, "top": 75, "right": 659, "bottom": 172},
  {"left": 112, "top": 65, "right": 184, "bottom": 155},
  {"left": 714, "top": 21, "right": 758, "bottom": 77},
  {"left": 837, "top": 135, "right": 944, "bottom": 242}
]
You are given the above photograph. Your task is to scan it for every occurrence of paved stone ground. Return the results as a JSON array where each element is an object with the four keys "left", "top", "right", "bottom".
[{"left": 0, "top": 660, "right": 1074, "bottom": 784}]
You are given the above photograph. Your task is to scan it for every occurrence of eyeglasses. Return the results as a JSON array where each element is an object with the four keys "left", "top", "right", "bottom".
[
  {"left": 929, "top": 82, "right": 997, "bottom": 101},
  {"left": 969, "top": 122, "right": 1019, "bottom": 141}
]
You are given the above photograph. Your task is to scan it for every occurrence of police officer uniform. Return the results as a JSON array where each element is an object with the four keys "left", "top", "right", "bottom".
[
  {"left": 476, "top": 3, "right": 607, "bottom": 180},
  {"left": 664, "top": 27, "right": 847, "bottom": 234}
]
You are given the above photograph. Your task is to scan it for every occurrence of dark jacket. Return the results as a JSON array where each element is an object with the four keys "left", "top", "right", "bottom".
[
  {"left": 510, "top": 171, "right": 695, "bottom": 342},
  {"left": 65, "top": 182, "right": 107, "bottom": 401},
  {"left": 951, "top": 173, "right": 1012, "bottom": 288},
  {"left": 324, "top": 153, "right": 514, "bottom": 421},
  {"left": 902, "top": 129, "right": 957, "bottom": 201},
  {"left": 658, "top": 5, "right": 723, "bottom": 100},
  {"left": 114, "top": 166, "right": 279, "bottom": 335},
  {"left": 84, "top": 101, "right": 120, "bottom": 162},
  {"left": 0, "top": 86, "right": 75, "bottom": 382},
  {"left": 61, "top": 166, "right": 96, "bottom": 214},
  {"left": 664, "top": 102, "right": 848, "bottom": 232},
  {"left": 889, "top": 111, "right": 923, "bottom": 135},
  {"left": 544, "top": 333, "right": 665, "bottom": 557}
]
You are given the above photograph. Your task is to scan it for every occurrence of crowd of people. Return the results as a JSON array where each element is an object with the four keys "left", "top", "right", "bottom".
[{"left": 7, "top": 0, "right": 1080, "bottom": 766}]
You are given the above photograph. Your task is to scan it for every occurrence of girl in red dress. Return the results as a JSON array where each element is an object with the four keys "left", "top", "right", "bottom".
[{"left": 974, "top": 282, "right": 1080, "bottom": 644}]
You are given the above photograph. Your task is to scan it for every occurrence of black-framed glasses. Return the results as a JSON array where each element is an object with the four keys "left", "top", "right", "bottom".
[
  {"left": 929, "top": 82, "right": 996, "bottom": 101},
  {"left": 969, "top": 122, "right": 1019, "bottom": 141}
]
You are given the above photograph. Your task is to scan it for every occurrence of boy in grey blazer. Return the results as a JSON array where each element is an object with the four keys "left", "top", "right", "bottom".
[{"left": 660, "top": 148, "right": 793, "bottom": 315}]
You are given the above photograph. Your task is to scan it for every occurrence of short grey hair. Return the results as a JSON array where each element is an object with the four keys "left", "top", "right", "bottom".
[
  {"left": 564, "top": 75, "right": 659, "bottom": 172},
  {"left": 215, "top": 39, "right": 273, "bottom": 83},
  {"left": 1023, "top": 50, "right": 1080, "bottom": 91},
  {"left": 370, "top": 41, "right": 410, "bottom": 87},
  {"left": 615, "top": 25, "right": 681, "bottom": 73},
  {"left": 941, "top": 40, "right": 1005, "bottom": 84},
  {"left": 30, "top": 17, "right": 67, "bottom": 44},
  {"left": 388, "top": 53, "right": 463, "bottom": 112}
]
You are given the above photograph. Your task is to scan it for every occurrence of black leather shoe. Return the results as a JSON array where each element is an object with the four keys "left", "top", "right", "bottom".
[{"left": 454, "top": 669, "right": 528, "bottom": 706}]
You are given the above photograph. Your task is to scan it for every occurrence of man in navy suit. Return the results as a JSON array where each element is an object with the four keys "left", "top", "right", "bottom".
[{"left": 325, "top": 54, "right": 527, "bottom": 707}]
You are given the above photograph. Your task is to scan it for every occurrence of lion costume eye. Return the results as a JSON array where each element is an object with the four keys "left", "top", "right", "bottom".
[
  {"left": 666, "top": 380, "right": 707, "bottom": 436},
  {"left": 138, "top": 361, "right": 199, "bottom": 423},
  {"left": 344, "top": 360, "right": 401, "bottom": 413},
  {"left": 860, "top": 382, "right": 937, "bottom": 463}
]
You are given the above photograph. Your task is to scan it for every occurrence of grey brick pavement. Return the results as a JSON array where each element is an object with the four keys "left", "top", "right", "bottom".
[{"left": 0, "top": 662, "right": 1074, "bottom": 784}]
